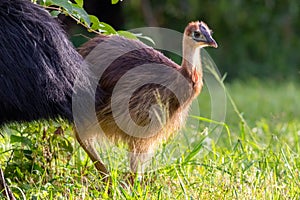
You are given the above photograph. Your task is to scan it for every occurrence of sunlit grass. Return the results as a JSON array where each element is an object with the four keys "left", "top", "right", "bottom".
[{"left": 0, "top": 79, "right": 299, "bottom": 199}]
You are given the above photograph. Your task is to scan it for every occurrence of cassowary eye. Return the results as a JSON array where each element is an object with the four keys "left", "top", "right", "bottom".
[
  {"left": 192, "top": 31, "right": 206, "bottom": 41},
  {"left": 192, "top": 31, "right": 201, "bottom": 38}
]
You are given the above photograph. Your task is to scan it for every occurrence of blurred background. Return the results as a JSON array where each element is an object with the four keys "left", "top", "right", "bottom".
[
  {"left": 63, "top": 0, "right": 300, "bottom": 81},
  {"left": 1, "top": 1, "right": 298, "bottom": 197}
]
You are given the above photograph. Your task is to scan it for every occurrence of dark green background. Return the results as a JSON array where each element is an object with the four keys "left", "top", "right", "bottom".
[{"left": 68, "top": 0, "right": 300, "bottom": 81}]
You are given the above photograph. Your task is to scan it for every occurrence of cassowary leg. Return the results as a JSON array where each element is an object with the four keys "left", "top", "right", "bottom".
[
  {"left": 74, "top": 129, "right": 109, "bottom": 180},
  {"left": 128, "top": 143, "right": 154, "bottom": 183}
]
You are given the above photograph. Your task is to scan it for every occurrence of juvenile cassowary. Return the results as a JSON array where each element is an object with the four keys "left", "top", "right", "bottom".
[{"left": 76, "top": 21, "right": 217, "bottom": 177}]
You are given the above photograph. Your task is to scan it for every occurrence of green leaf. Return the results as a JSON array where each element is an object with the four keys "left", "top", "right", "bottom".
[
  {"left": 99, "top": 22, "right": 117, "bottom": 34},
  {"left": 10, "top": 135, "right": 32, "bottom": 146},
  {"left": 71, "top": 4, "right": 90, "bottom": 26},
  {"left": 89, "top": 15, "right": 117, "bottom": 34},
  {"left": 89, "top": 15, "right": 102, "bottom": 30},
  {"left": 111, "top": 0, "right": 119, "bottom": 4},
  {"left": 50, "top": 10, "right": 61, "bottom": 17},
  {"left": 48, "top": 0, "right": 73, "bottom": 13},
  {"left": 117, "top": 30, "right": 138, "bottom": 40},
  {"left": 74, "top": 0, "right": 83, "bottom": 7}
]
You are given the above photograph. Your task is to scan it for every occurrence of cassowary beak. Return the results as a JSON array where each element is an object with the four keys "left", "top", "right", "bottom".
[
  {"left": 208, "top": 38, "right": 218, "bottom": 48},
  {"left": 203, "top": 32, "right": 218, "bottom": 48},
  {"left": 200, "top": 24, "right": 218, "bottom": 48}
]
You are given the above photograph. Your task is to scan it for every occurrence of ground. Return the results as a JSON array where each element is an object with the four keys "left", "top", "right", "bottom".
[{"left": 0, "top": 79, "right": 299, "bottom": 199}]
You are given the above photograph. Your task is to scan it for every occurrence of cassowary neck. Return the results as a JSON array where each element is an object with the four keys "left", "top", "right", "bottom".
[{"left": 181, "top": 38, "right": 202, "bottom": 77}]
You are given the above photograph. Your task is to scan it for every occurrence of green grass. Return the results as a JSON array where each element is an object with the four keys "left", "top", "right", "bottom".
[{"left": 0, "top": 79, "right": 299, "bottom": 199}]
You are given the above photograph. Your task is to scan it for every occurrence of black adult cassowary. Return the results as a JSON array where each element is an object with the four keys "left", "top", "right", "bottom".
[
  {"left": 0, "top": 0, "right": 90, "bottom": 125},
  {"left": 0, "top": 0, "right": 104, "bottom": 180}
]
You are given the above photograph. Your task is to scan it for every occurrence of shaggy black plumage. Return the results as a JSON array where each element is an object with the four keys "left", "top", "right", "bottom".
[{"left": 0, "top": 0, "right": 90, "bottom": 125}]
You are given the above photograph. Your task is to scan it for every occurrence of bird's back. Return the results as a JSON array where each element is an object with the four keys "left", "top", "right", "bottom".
[
  {"left": 79, "top": 35, "right": 195, "bottom": 141},
  {"left": 0, "top": 0, "right": 89, "bottom": 124}
]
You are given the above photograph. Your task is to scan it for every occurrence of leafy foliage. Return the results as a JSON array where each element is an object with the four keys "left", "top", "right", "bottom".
[
  {"left": 39, "top": 0, "right": 116, "bottom": 34},
  {"left": 38, "top": 0, "right": 138, "bottom": 40},
  {"left": 2, "top": 121, "right": 74, "bottom": 183}
]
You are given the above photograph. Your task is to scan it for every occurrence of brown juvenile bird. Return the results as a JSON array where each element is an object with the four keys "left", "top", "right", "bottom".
[{"left": 76, "top": 21, "right": 217, "bottom": 178}]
